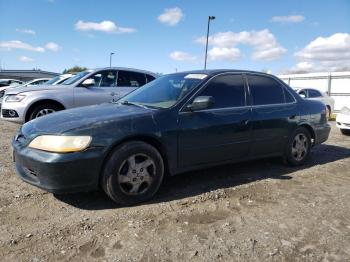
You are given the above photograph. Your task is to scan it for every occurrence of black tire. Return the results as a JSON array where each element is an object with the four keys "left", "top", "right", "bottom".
[
  {"left": 340, "top": 129, "right": 350, "bottom": 135},
  {"left": 28, "top": 103, "right": 61, "bottom": 121},
  {"left": 101, "top": 141, "right": 164, "bottom": 206},
  {"left": 284, "top": 127, "right": 312, "bottom": 166}
]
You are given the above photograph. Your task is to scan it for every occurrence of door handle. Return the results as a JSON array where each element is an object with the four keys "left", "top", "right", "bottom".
[{"left": 110, "top": 92, "right": 115, "bottom": 96}]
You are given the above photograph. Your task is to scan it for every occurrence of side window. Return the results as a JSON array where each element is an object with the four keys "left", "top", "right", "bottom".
[
  {"left": 284, "top": 88, "right": 296, "bottom": 103},
  {"left": 248, "top": 75, "right": 285, "bottom": 105},
  {"left": 145, "top": 74, "right": 155, "bottom": 83},
  {"left": 308, "top": 89, "right": 322, "bottom": 98},
  {"left": 117, "top": 71, "right": 146, "bottom": 87},
  {"left": 87, "top": 71, "right": 117, "bottom": 87},
  {"left": 197, "top": 74, "right": 246, "bottom": 109}
]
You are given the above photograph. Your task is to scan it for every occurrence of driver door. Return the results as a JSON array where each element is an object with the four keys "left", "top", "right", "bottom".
[
  {"left": 177, "top": 74, "right": 252, "bottom": 167},
  {"left": 73, "top": 70, "right": 119, "bottom": 107}
]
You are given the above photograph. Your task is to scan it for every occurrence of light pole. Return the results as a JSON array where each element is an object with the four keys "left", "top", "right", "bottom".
[
  {"left": 204, "top": 16, "right": 215, "bottom": 70},
  {"left": 109, "top": 52, "right": 115, "bottom": 67}
]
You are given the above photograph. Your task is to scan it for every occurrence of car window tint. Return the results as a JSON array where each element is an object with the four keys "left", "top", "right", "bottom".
[
  {"left": 308, "top": 89, "right": 322, "bottom": 98},
  {"left": 248, "top": 75, "right": 284, "bottom": 105},
  {"left": 198, "top": 74, "right": 246, "bottom": 108},
  {"left": 91, "top": 71, "right": 117, "bottom": 87},
  {"left": 118, "top": 71, "right": 146, "bottom": 87},
  {"left": 284, "top": 88, "right": 295, "bottom": 103},
  {"left": 145, "top": 74, "right": 155, "bottom": 83}
]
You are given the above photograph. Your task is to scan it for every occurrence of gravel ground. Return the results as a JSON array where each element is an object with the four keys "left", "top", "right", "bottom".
[{"left": 0, "top": 120, "right": 350, "bottom": 262}]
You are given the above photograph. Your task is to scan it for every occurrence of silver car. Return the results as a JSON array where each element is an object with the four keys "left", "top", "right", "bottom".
[
  {"left": 295, "top": 88, "right": 335, "bottom": 118},
  {"left": 1, "top": 67, "right": 156, "bottom": 123}
]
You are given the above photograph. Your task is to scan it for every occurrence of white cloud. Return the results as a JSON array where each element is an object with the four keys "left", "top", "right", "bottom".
[
  {"left": 75, "top": 20, "right": 136, "bottom": 33},
  {"left": 158, "top": 7, "right": 183, "bottom": 26},
  {"left": 45, "top": 42, "right": 60, "bottom": 52},
  {"left": 291, "top": 33, "right": 350, "bottom": 72},
  {"left": 208, "top": 47, "right": 241, "bottom": 61},
  {"left": 195, "top": 29, "right": 286, "bottom": 61},
  {"left": 169, "top": 51, "right": 196, "bottom": 61},
  {"left": 270, "top": 15, "right": 305, "bottom": 23},
  {"left": 0, "top": 40, "right": 45, "bottom": 52},
  {"left": 18, "top": 56, "right": 34, "bottom": 62},
  {"left": 16, "top": 28, "right": 36, "bottom": 35}
]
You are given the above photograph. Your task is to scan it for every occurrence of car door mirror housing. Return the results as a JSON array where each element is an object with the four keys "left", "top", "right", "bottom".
[
  {"left": 187, "top": 96, "right": 214, "bottom": 111},
  {"left": 82, "top": 78, "right": 95, "bottom": 87}
]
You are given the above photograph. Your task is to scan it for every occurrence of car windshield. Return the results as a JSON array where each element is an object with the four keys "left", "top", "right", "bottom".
[
  {"left": 118, "top": 73, "right": 208, "bottom": 108},
  {"left": 61, "top": 71, "right": 90, "bottom": 85},
  {"left": 45, "top": 76, "right": 61, "bottom": 85}
]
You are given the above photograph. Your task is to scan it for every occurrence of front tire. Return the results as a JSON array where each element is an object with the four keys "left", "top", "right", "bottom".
[
  {"left": 101, "top": 141, "right": 164, "bottom": 206},
  {"left": 284, "top": 127, "right": 311, "bottom": 166},
  {"left": 28, "top": 103, "right": 61, "bottom": 121}
]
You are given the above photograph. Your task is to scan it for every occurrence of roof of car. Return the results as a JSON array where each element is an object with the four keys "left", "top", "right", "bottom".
[
  {"left": 169, "top": 69, "right": 275, "bottom": 77},
  {"left": 94, "top": 67, "right": 158, "bottom": 77}
]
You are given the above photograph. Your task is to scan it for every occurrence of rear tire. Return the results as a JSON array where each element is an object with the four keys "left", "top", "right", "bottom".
[
  {"left": 284, "top": 127, "right": 311, "bottom": 166},
  {"left": 101, "top": 141, "right": 164, "bottom": 206},
  {"left": 28, "top": 103, "right": 61, "bottom": 121},
  {"left": 340, "top": 129, "right": 350, "bottom": 135}
]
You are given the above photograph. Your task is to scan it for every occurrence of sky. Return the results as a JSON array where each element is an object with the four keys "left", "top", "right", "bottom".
[{"left": 0, "top": 0, "right": 349, "bottom": 75}]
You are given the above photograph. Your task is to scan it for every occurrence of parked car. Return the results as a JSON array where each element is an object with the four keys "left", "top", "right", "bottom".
[
  {"left": 44, "top": 74, "right": 75, "bottom": 85},
  {"left": 0, "top": 79, "right": 23, "bottom": 88},
  {"left": 0, "top": 78, "right": 50, "bottom": 109},
  {"left": 336, "top": 106, "right": 350, "bottom": 135},
  {"left": 17, "top": 78, "right": 50, "bottom": 88},
  {"left": 1, "top": 68, "right": 156, "bottom": 123},
  {"left": 0, "top": 79, "right": 23, "bottom": 102},
  {"left": 12, "top": 70, "right": 331, "bottom": 205},
  {"left": 294, "top": 88, "right": 334, "bottom": 119}
]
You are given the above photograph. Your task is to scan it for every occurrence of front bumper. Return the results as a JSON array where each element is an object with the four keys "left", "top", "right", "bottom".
[
  {"left": 336, "top": 113, "right": 350, "bottom": 130},
  {"left": 1, "top": 100, "right": 26, "bottom": 123},
  {"left": 12, "top": 136, "right": 105, "bottom": 194}
]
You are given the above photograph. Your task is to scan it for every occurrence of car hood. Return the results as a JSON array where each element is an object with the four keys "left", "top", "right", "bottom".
[
  {"left": 21, "top": 103, "right": 155, "bottom": 137},
  {"left": 5, "top": 84, "right": 70, "bottom": 95}
]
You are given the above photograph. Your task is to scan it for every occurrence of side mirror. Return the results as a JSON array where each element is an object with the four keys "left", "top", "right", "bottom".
[
  {"left": 187, "top": 96, "right": 214, "bottom": 111},
  {"left": 82, "top": 78, "right": 95, "bottom": 87}
]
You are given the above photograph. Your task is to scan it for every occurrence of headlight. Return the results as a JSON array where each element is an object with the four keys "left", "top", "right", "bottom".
[
  {"left": 5, "top": 94, "right": 26, "bottom": 102},
  {"left": 340, "top": 106, "right": 350, "bottom": 115},
  {"left": 28, "top": 135, "right": 92, "bottom": 153}
]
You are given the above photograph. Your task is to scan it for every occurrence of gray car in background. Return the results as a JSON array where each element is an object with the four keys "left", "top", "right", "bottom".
[
  {"left": 295, "top": 88, "right": 335, "bottom": 118},
  {"left": 1, "top": 67, "right": 157, "bottom": 123}
]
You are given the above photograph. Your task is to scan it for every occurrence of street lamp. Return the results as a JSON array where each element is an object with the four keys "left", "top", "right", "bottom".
[
  {"left": 109, "top": 52, "right": 115, "bottom": 67},
  {"left": 204, "top": 16, "right": 215, "bottom": 70}
]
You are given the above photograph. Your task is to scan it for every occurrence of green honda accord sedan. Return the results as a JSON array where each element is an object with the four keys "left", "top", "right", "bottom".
[{"left": 12, "top": 70, "right": 331, "bottom": 205}]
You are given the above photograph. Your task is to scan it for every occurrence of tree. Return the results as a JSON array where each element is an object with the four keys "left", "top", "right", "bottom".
[{"left": 62, "top": 66, "right": 88, "bottom": 74}]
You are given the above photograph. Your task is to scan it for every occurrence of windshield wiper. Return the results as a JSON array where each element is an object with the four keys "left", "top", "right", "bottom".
[{"left": 120, "top": 100, "right": 149, "bottom": 109}]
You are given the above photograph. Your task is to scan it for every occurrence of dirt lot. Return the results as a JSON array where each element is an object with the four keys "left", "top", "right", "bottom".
[{"left": 0, "top": 120, "right": 350, "bottom": 262}]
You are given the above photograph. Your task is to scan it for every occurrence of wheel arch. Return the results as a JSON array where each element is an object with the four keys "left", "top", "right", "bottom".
[
  {"left": 98, "top": 135, "right": 171, "bottom": 186},
  {"left": 25, "top": 99, "right": 66, "bottom": 122},
  {"left": 298, "top": 123, "right": 316, "bottom": 145}
]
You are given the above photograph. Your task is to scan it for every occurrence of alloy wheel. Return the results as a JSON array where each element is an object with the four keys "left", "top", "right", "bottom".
[
  {"left": 117, "top": 154, "right": 156, "bottom": 195},
  {"left": 35, "top": 108, "right": 56, "bottom": 118},
  {"left": 291, "top": 133, "right": 309, "bottom": 161}
]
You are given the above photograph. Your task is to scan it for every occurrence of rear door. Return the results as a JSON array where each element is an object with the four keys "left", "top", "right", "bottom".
[
  {"left": 247, "top": 74, "right": 298, "bottom": 157},
  {"left": 117, "top": 71, "right": 146, "bottom": 99},
  {"left": 178, "top": 73, "right": 252, "bottom": 167},
  {"left": 73, "top": 70, "right": 119, "bottom": 107}
]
